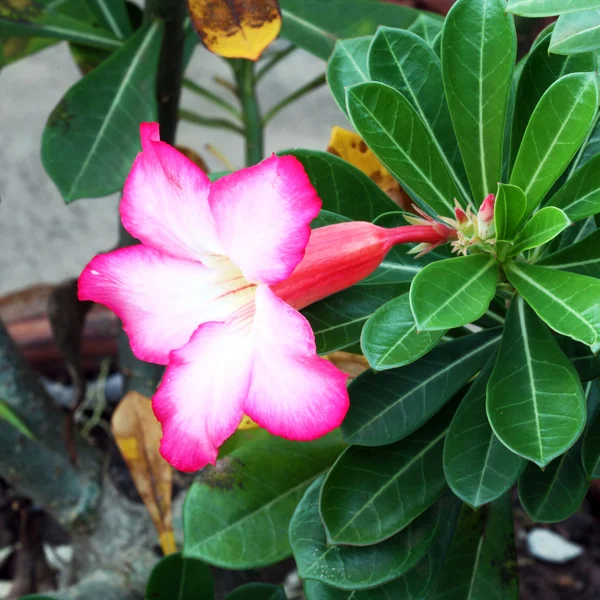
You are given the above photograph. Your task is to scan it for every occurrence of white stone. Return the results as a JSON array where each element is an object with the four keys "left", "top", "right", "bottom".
[{"left": 527, "top": 528, "right": 584, "bottom": 564}]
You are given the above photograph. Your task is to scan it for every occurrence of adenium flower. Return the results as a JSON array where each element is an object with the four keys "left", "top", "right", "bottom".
[{"left": 79, "top": 123, "right": 455, "bottom": 472}]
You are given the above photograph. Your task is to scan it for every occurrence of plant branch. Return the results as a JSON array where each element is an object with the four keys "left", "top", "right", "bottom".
[
  {"left": 183, "top": 78, "right": 242, "bottom": 119},
  {"left": 234, "top": 60, "right": 264, "bottom": 166},
  {"left": 262, "top": 73, "right": 326, "bottom": 125},
  {"left": 179, "top": 108, "right": 245, "bottom": 134},
  {"left": 255, "top": 44, "right": 296, "bottom": 82},
  {"left": 0, "top": 320, "right": 102, "bottom": 530}
]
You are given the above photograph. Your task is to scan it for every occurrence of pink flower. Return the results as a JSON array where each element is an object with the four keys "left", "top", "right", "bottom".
[{"left": 79, "top": 123, "right": 455, "bottom": 472}]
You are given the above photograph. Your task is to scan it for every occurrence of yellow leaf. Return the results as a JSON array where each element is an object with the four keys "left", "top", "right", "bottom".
[
  {"left": 187, "top": 0, "right": 281, "bottom": 61},
  {"left": 327, "top": 126, "right": 411, "bottom": 210},
  {"left": 324, "top": 351, "right": 370, "bottom": 382},
  {"left": 237, "top": 414, "right": 260, "bottom": 430},
  {"left": 111, "top": 391, "right": 175, "bottom": 555}
]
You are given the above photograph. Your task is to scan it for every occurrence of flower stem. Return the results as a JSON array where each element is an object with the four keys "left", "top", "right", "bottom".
[
  {"left": 179, "top": 108, "right": 245, "bottom": 135},
  {"left": 182, "top": 77, "right": 242, "bottom": 119},
  {"left": 263, "top": 73, "right": 326, "bottom": 125},
  {"left": 234, "top": 60, "right": 264, "bottom": 166}
]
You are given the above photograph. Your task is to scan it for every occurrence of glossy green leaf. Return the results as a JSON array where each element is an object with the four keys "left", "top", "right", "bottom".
[
  {"left": 507, "top": 0, "right": 600, "bottom": 16},
  {"left": 291, "top": 478, "right": 458, "bottom": 591},
  {"left": 510, "top": 207, "right": 571, "bottom": 256},
  {"left": 303, "top": 510, "right": 457, "bottom": 600},
  {"left": 327, "top": 37, "right": 371, "bottom": 117},
  {"left": 537, "top": 229, "right": 600, "bottom": 278},
  {"left": 0, "top": 399, "right": 35, "bottom": 440},
  {"left": 87, "top": 0, "right": 131, "bottom": 39},
  {"left": 321, "top": 401, "right": 456, "bottom": 545},
  {"left": 582, "top": 381, "right": 600, "bottom": 478},
  {"left": 409, "top": 14, "right": 443, "bottom": 45},
  {"left": 42, "top": 22, "right": 161, "bottom": 203},
  {"left": 559, "top": 337, "right": 600, "bottom": 382},
  {"left": 184, "top": 433, "right": 344, "bottom": 569},
  {"left": 304, "top": 283, "right": 409, "bottom": 355},
  {"left": 442, "top": 0, "right": 516, "bottom": 204},
  {"left": 146, "top": 553, "right": 213, "bottom": 600},
  {"left": 510, "top": 31, "right": 596, "bottom": 173},
  {"left": 505, "top": 261, "right": 600, "bottom": 351},
  {"left": 444, "top": 359, "right": 526, "bottom": 508},
  {"left": 279, "top": 0, "right": 426, "bottom": 60},
  {"left": 0, "top": 1, "right": 120, "bottom": 51},
  {"left": 519, "top": 441, "right": 589, "bottom": 522},
  {"left": 487, "top": 296, "right": 586, "bottom": 467},
  {"left": 410, "top": 255, "right": 499, "bottom": 331},
  {"left": 311, "top": 209, "right": 350, "bottom": 229},
  {"left": 429, "top": 495, "right": 518, "bottom": 600},
  {"left": 368, "top": 28, "right": 469, "bottom": 204},
  {"left": 342, "top": 330, "right": 500, "bottom": 446},
  {"left": 510, "top": 73, "right": 599, "bottom": 218},
  {"left": 495, "top": 183, "right": 527, "bottom": 242},
  {"left": 226, "top": 584, "right": 286, "bottom": 600},
  {"left": 361, "top": 213, "right": 445, "bottom": 285},
  {"left": 283, "top": 150, "right": 397, "bottom": 221},
  {"left": 347, "top": 82, "right": 462, "bottom": 217},
  {"left": 548, "top": 154, "right": 600, "bottom": 222},
  {"left": 549, "top": 214, "right": 596, "bottom": 254},
  {"left": 551, "top": 9, "right": 600, "bottom": 54},
  {"left": 362, "top": 293, "right": 445, "bottom": 370}
]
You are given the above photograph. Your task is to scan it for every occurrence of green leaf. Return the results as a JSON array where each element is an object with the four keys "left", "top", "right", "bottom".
[
  {"left": 510, "top": 73, "right": 599, "bottom": 218},
  {"left": 547, "top": 154, "right": 600, "bottom": 222},
  {"left": 321, "top": 401, "right": 456, "bottom": 545},
  {"left": 518, "top": 441, "right": 589, "bottom": 522},
  {"left": 495, "top": 183, "right": 527, "bottom": 242},
  {"left": 505, "top": 261, "right": 600, "bottom": 350},
  {"left": 486, "top": 296, "right": 586, "bottom": 467},
  {"left": 537, "top": 229, "right": 600, "bottom": 278},
  {"left": 183, "top": 433, "right": 344, "bottom": 569},
  {"left": 409, "top": 14, "right": 443, "bottom": 45},
  {"left": 303, "top": 509, "right": 457, "bottom": 600},
  {"left": 347, "top": 82, "right": 462, "bottom": 217},
  {"left": 87, "top": 0, "right": 131, "bottom": 39},
  {"left": 290, "top": 478, "right": 458, "bottom": 591},
  {"left": 283, "top": 150, "right": 397, "bottom": 221},
  {"left": 279, "top": 0, "right": 426, "bottom": 60},
  {"left": 0, "top": 1, "right": 120, "bottom": 51},
  {"left": 42, "top": 22, "right": 161, "bottom": 203},
  {"left": 509, "top": 207, "right": 571, "bottom": 256},
  {"left": 311, "top": 209, "right": 350, "bottom": 229},
  {"left": 506, "top": 0, "right": 600, "bottom": 16},
  {"left": 582, "top": 380, "right": 600, "bottom": 478},
  {"left": 550, "top": 9, "right": 600, "bottom": 54},
  {"left": 549, "top": 214, "right": 596, "bottom": 254},
  {"left": 226, "top": 584, "right": 286, "bottom": 600},
  {"left": 510, "top": 31, "right": 596, "bottom": 173},
  {"left": 0, "top": 400, "right": 35, "bottom": 440},
  {"left": 327, "top": 37, "right": 371, "bottom": 117},
  {"left": 146, "top": 553, "right": 214, "bottom": 600},
  {"left": 303, "top": 283, "right": 409, "bottom": 355},
  {"left": 342, "top": 330, "right": 500, "bottom": 446},
  {"left": 444, "top": 359, "right": 526, "bottom": 508},
  {"left": 441, "top": 0, "right": 516, "bottom": 204},
  {"left": 559, "top": 337, "right": 600, "bottom": 381},
  {"left": 368, "top": 27, "right": 469, "bottom": 204},
  {"left": 362, "top": 293, "right": 445, "bottom": 370},
  {"left": 410, "top": 255, "right": 499, "bottom": 332},
  {"left": 429, "top": 495, "right": 518, "bottom": 600}
]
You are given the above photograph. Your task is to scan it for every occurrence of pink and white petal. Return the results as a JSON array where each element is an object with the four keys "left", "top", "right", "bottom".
[
  {"left": 120, "top": 123, "right": 224, "bottom": 262},
  {"left": 243, "top": 286, "right": 349, "bottom": 440},
  {"left": 208, "top": 154, "right": 321, "bottom": 285},
  {"left": 153, "top": 323, "right": 252, "bottom": 471},
  {"left": 78, "top": 245, "right": 252, "bottom": 365}
]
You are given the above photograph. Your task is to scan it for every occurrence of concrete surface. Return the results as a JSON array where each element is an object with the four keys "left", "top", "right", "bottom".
[{"left": 0, "top": 41, "right": 344, "bottom": 295}]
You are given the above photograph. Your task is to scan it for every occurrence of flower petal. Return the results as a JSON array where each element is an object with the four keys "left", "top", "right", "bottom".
[
  {"left": 244, "top": 286, "right": 350, "bottom": 440},
  {"left": 120, "top": 123, "right": 224, "bottom": 261},
  {"left": 153, "top": 323, "right": 252, "bottom": 471},
  {"left": 78, "top": 245, "right": 253, "bottom": 364},
  {"left": 208, "top": 155, "right": 321, "bottom": 284}
]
